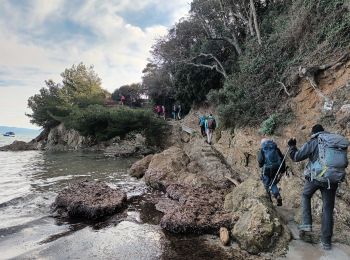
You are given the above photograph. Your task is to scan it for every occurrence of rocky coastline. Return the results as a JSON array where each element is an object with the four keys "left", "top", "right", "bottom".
[{"left": 0, "top": 123, "right": 155, "bottom": 157}]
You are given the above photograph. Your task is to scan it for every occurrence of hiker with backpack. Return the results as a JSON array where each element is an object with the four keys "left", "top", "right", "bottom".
[
  {"left": 258, "top": 138, "right": 285, "bottom": 206},
  {"left": 287, "top": 124, "right": 349, "bottom": 250},
  {"left": 205, "top": 114, "right": 216, "bottom": 144},
  {"left": 199, "top": 114, "right": 206, "bottom": 137},
  {"left": 177, "top": 104, "right": 182, "bottom": 120}
]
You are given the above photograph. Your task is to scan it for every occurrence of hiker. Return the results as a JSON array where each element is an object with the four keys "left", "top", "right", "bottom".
[
  {"left": 172, "top": 105, "right": 177, "bottom": 120},
  {"left": 156, "top": 105, "right": 162, "bottom": 117},
  {"left": 177, "top": 104, "right": 182, "bottom": 120},
  {"left": 199, "top": 114, "right": 206, "bottom": 137},
  {"left": 162, "top": 105, "right": 166, "bottom": 120},
  {"left": 120, "top": 95, "right": 126, "bottom": 106},
  {"left": 287, "top": 124, "right": 349, "bottom": 250},
  {"left": 205, "top": 114, "right": 216, "bottom": 144},
  {"left": 258, "top": 138, "right": 285, "bottom": 206}
]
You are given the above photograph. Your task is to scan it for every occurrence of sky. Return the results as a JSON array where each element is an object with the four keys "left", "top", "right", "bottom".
[{"left": 0, "top": 0, "right": 190, "bottom": 129}]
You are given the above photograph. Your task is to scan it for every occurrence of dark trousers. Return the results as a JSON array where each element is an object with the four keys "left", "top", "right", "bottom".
[
  {"left": 302, "top": 179, "right": 337, "bottom": 244},
  {"left": 200, "top": 126, "right": 206, "bottom": 136}
]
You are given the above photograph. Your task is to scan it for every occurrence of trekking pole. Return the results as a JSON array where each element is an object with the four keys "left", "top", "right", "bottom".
[{"left": 269, "top": 147, "right": 290, "bottom": 191}]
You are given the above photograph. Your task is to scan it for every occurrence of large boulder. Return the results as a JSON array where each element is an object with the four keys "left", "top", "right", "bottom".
[
  {"left": 144, "top": 147, "right": 191, "bottom": 191},
  {"left": 52, "top": 180, "right": 127, "bottom": 220},
  {"left": 225, "top": 177, "right": 290, "bottom": 255},
  {"left": 128, "top": 154, "right": 154, "bottom": 178},
  {"left": 158, "top": 184, "right": 233, "bottom": 234}
]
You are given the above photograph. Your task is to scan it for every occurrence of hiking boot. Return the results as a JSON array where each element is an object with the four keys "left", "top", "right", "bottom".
[
  {"left": 276, "top": 196, "right": 282, "bottom": 206},
  {"left": 320, "top": 241, "right": 332, "bottom": 251},
  {"left": 298, "top": 224, "right": 312, "bottom": 232}
]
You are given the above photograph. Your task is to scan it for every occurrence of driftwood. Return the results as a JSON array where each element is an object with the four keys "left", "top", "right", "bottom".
[{"left": 225, "top": 176, "right": 241, "bottom": 187}]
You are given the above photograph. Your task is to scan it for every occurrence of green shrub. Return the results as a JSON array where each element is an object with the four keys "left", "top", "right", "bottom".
[
  {"left": 260, "top": 114, "right": 278, "bottom": 135},
  {"left": 63, "top": 105, "right": 168, "bottom": 147}
]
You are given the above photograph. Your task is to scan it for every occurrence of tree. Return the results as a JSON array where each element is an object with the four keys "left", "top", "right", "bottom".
[
  {"left": 26, "top": 80, "right": 68, "bottom": 128},
  {"left": 112, "top": 83, "right": 144, "bottom": 107},
  {"left": 60, "top": 63, "right": 106, "bottom": 108},
  {"left": 27, "top": 63, "right": 107, "bottom": 128}
]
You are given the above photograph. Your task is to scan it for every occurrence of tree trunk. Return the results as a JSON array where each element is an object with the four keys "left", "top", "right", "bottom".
[
  {"left": 250, "top": 0, "right": 262, "bottom": 45},
  {"left": 248, "top": 5, "right": 255, "bottom": 36}
]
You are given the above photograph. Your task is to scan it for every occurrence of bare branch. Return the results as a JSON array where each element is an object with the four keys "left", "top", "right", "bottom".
[
  {"left": 277, "top": 81, "right": 291, "bottom": 96},
  {"left": 180, "top": 52, "right": 228, "bottom": 79}
]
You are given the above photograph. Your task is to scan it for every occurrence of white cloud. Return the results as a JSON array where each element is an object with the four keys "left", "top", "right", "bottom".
[{"left": 0, "top": 0, "right": 190, "bottom": 128}]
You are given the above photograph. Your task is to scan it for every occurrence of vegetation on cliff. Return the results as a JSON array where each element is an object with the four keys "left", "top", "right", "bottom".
[{"left": 142, "top": 0, "right": 350, "bottom": 127}]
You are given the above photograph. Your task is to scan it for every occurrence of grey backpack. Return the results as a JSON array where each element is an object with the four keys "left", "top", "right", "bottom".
[{"left": 310, "top": 133, "right": 349, "bottom": 184}]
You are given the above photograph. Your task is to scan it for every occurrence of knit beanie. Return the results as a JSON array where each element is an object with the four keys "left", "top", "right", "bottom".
[{"left": 311, "top": 124, "right": 324, "bottom": 134}]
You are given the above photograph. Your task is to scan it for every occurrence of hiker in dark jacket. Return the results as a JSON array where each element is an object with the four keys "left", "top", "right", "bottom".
[
  {"left": 258, "top": 138, "right": 284, "bottom": 206},
  {"left": 198, "top": 115, "right": 206, "bottom": 137},
  {"left": 204, "top": 114, "right": 216, "bottom": 144},
  {"left": 287, "top": 124, "right": 346, "bottom": 250}
]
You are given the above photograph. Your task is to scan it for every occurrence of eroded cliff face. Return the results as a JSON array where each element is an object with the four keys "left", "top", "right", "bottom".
[{"left": 211, "top": 59, "right": 350, "bottom": 245}]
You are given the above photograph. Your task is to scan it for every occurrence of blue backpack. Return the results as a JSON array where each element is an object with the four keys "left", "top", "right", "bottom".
[
  {"left": 199, "top": 116, "right": 206, "bottom": 127},
  {"left": 262, "top": 140, "right": 282, "bottom": 172}
]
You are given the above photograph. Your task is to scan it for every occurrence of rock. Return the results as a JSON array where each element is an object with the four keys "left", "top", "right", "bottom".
[
  {"left": 46, "top": 123, "right": 91, "bottom": 151},
  {"left": 104, "top": 133, "right": 153, "bottom": 157},
  {"left": 183, "top": 138, "right": 239, "bottom": 189},
  {"left": 52, "top": 180, "right": 127, "bottom": 220},
  {"left": 0, "top": 140, "right": 38, "bottom": 151},
  {"left": 336, "top": 104, "right": 350, "bottom": 128},
  {"left": 220, "top": 227, "right": 230, "bottom": 246},
  {"left": 128, "top": 154, "right": 154, "bottom": 178},
  {"left": 225, "top": 177, "right": 290, "bottom": 255},
  {"left": 159, "top": 184, "right": 233, "bottom": 234},
  {"left": 144, "top": 147, "right": 191, "bottom": 191},
  {"left": 231, "top": 198, "right": 284, "bottom": 254}
]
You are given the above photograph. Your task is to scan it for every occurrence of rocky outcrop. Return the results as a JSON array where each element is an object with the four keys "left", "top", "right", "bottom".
[
  {"left": 52, "top": 180, "right": 127, "bottom": 220},
  {"left": 102, "top": 133, "right": 153, "bottom": 157},
  {"left": 144, "top": 147, "right": 191, "bottom": 191},
  {"left": 0, "top": 140, "right": 39, "bottom": 151},
  {"left": 143, "top": 140, "right": 238, "bottom": 191},
  {"left": 158, "top": 184, "right": 232, "bottom": 234},
  {"left": 45, "top": 124, "right": 91, "bottom": 151},
  {"left": 129, "top": 154, "right": 153, "bottom": 178},
  {"left": 1, "top": 123, "right": 153, "bottom": 156},
  {"left": 225, "top": 177, "right": 291, "bottom": 255}
]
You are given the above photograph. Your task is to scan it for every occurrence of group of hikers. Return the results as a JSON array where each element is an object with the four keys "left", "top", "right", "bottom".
[
  {"left": 155, "top": 104, "right": 182, "bottom": 121},
  {"left": 198, "top": 113, "right": 217, "bottom": 144},
  {"left": 257, "top": 124, "right": 349, "bottom": 250}
]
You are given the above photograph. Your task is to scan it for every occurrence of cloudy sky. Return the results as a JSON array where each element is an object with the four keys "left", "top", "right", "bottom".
[{"left": 0, "top": 0, "right": 189, "bottom": 128}]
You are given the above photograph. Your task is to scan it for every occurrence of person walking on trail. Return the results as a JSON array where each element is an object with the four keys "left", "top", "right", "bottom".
[
  {"left": 258, "top": 138, "right": 285, "bottom": 206},
  {"left": 155, "top": 105, "right": 162, "bottom": 117},
  {"left": 177, "top": 104, "right": 182, "bottom": 120},
  {"left": 199, "top": 115, "right": 206, "bottom": 137},
  {"left": 205, "top": 114, "right": 216, "bottom": 145},
  {"left": 120, "top": 95, "right": 126, "bottom": 106},
  {"left": 173, "top": 105, "right": 178, "bottom": 120},
  {"left": 162, "top": 105, "right": 166, "bottom": 120},
  {"left": 287, "top": 124, "right": 349, "bottom": 251}
]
